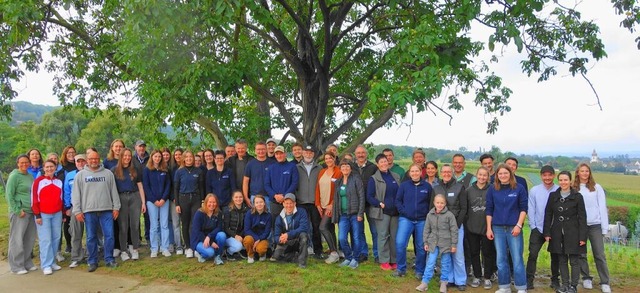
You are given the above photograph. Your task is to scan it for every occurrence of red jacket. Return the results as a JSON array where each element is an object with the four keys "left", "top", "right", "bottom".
[{"left": 31, "top": 175, "right": 63, "bottom": 218}]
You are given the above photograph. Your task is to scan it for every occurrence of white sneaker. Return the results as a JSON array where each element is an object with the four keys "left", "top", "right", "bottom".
[
  {"left": 128, "top": 245, "right": 134, "bottom": 254},
  {"left": 113, "top": 249, "right": 121, "bottom": 257},
  {"left": 601, "top": 284, "right": 611, "bottom": 293},
  {"left": 517, "top": 290, "right": 527, "bottom": 293},
  {"left": 150, "top": 251, "right": 158, "bottom": 258},
  {"left": 325, "top": 252, "right": 340, "bottom": 264},
  {"left": 51, "top": 264, "right": 62, "bottom": 271},
  {"left": 56, "top": 251, "right": 65, "bottom": 262},
  {"left": 162, "top": 250, "right": 171, "bottom": 257},
  {"left": 27, "top": 266, "right": 38, "bottom": 271},
  {"left": 176, "top": 248, "right": 184, "bottom": 255},
  {"left": 14, "top": 269, "right": 28, "bottom": 275},
  {"left": 69, "top": 261, "right": 80, "bottom": 268},
  {"left": 185, "top": 248, "right": 194, "bottom": 258},
  {"left": 131, "top": 249, "right": 139, "bottom": 260},
  {"left": 43, "top": 267, "right": 53, "bottom": 275},
  {"left": 248, "top": 257, "right": 255, "bottom": 264},
  {"left": 583, "top": 279, "right": 593, "bottom": 289},
  {"left": 495, "top": 288, "right": 511, "bottom": 293},
  {"left": 121, "top": 252, "right": 130, "bottom": 261}
]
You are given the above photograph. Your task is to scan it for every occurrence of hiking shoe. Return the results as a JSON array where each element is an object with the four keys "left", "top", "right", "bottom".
[
  {"left": 121, "top": 252, "right": 130, "bottom": 261},
  {"left": 380, "top": 263, "right": 393, "bottom": 270},
  {"left": 601, "top": 284, "right": 611, "bottom": 293},
  {"left": 69, "top": 261, "right": 80, "bottom": 268},
  {"left": 325, "top": 252, "right": 340, "bottom": 264},
  {"left": 583, "top": 279, "right": 593, "bottom": 289},
  {"left": 88, "top": 263, "right": 98, "bottom": 272},
  {"left": 105, "top": 261, "right": 117, "bottom": 268},
  {"left": 247, "top": 257, "right": 255, "bottom": 264},
  {"left": 56, "top": 251, "right": 65, "bottom": 262},
  {"left": 51, "top": 264, "right": 62, "bottom": 271},
  {"left": 484, "top": 279, "right": 493, "bottom": 289},
  {"left": 471, "top": 278, "right": 481, "bottom": 288},
  {"left": 43, "top": 267, "right": 53, "bottom": 275},
  {"left": 214, "top": 255, "right": 224, "bottom": 265},
  {"left": 416, "top": 282, "right": 428, "bottom": 292},
  {"left": 14, "top": 269, "right": 28, "bottom": 275},
  {"left": 150, "top": 251, "right": 158, "bottom": 258},
  {"left": 348, "top": 259, "right": 358, "bottom": 269},
  {"left": 392, "top": 270, "right": 406, "bottom": 277},
  {"left": 185, "top": 248, "right": 194, "bottom": 258},
  {"left": 339, "top": 259, "right": 351, "bottom": 267},
  {"left": 162, "top": 250, "right": 171, "bottom": 257}
]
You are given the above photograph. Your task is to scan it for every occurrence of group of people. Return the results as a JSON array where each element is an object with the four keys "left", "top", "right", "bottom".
[{"left": 4, "top": 140, "right": 612, "bottom": 293}]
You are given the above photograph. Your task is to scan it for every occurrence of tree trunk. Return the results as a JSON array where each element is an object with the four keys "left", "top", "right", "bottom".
[{"left": 195, "top": 116, "right": 228, "bottom": 149}]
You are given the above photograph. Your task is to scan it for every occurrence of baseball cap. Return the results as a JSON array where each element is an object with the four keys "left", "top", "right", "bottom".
[
  {"left": 303, "top": 145, "right": 316, "bottom": 152},
  {"left": 135, "top": 140, "right": 146, "bottom": 147},
  {"left": 284, "top": 193, "right": 296, "bottom": 202},
  {"left": 74, "top": 154, "right": 87, "bottom": 161},
  {"left": 540, "top": 165, "right": 555, "bottom": 174},
  {"left": 266, "top": 138, "right": 277, "bottom": 144},
  {"left": 274, "top": 146, "right": 285, "bottom": 153}
]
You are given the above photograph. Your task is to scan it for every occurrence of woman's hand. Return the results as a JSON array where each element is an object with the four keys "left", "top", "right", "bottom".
[
  {"left": 423, "top": 244, "right": 429, "bottom": 251},
  {"left": 176, "top": 205, "right": 181, "bottom": 214},
  {"left": 545, "top": 236, "right": 551, "bottom": 242},
  {"left": 253, "top": 240, "right": 259, "bottom": 250},
  {"left": 357, "top": 216, "right": 363, "bottom": 222},
  {"left": 19, "top": 210, "right": 26, "bottom": 218},
  {"left": 203, "top": 236, "right": 211, "bottom": 248},
  {"left": 579, "top": 241, "right": 586, "bottom": 246},
  {"left": 511, "top": 225, "right": 521, "bottom": 237},
  {"left": 486, "top": 229, "right": 494, "bottom": 240},
  {"left": 141, "top": 204, "right": 146, "bottom": 214},
  {"left": 451, "top": 247, "right": 457, "bottom": 253},
  {"left": 235, "top": 235, "right": 243, "bottom": 242},
  {"left": 36, "top": 218, "right": 42, "bottom": 225},
  {"left": 316, "top": 206, "right": 323, "bottom": 217},
  {"left": 325, "top": 205, "right": 333, "bottom": 217}
]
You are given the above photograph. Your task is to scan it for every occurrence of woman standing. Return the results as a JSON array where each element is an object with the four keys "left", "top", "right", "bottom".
[
  {"left": 174, "top": 150, "right": 205, "bottom": 258},
  {"left": 573, "top": 163, "right": 612, "bottom": 293},
  {"left": 224, "top": 191, "right": 248, "bottom": 260},
  {"left": 486, "top": 164, "right": 528, "bottom": 293},
  {"left": 26, "top": 148, "right": 43, "bottom": 179},
  {"left": 333, "top": 159, "right": 365, "bottom": 269},
  {"left": 32, "top": 160, "right": 64, "bottom": 275},
  {"left": 425, "top": 161, "right": 440, "bottom": 187},
  {"left": 243, "top": 195, "right": 271, "bottom": 263},
  {"left": 103, "top": 139, "right": 125, "bottom": 170},
  {"left": 59, "top": 145, "right": 77, "bottom": 254},
  {"left": 394, "top": 164, "right": 433, "bottom": 278},
  {"left": 465, "top": 167, "right": 495, "bottom": 289},
  {"left": 163, "top": 147, "right": 184, "bottom": 255},
  {"left": 206, "top": 150, "right": 236, "bottom": 209},
  {"left": 191, "top": 194, "right": 226, "bottom": 264},
  {"left": 544, "top": 171, "right": 587, "bottom": 293},
  {"left": 112, "top": 148, "right": 146, "bottom": 261},
  {"left": 202, "top": 149, "right": 216, "bottom": 172},
  {"left": 143, "top": 150, "right": 171, "bottom": 257},
  {"left": 366, "top": 154, "right": 400, "bottom": 271},
  {"left": 316, "top": 152, "right": 342, "bottom": 264},
  {"left": 6, "top": 155, "right": 36, "bottom": 274}
]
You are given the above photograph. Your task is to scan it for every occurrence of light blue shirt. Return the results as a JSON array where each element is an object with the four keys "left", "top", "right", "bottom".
[{"left": 528, "top": 183, "right": 558, "bottom": 233}]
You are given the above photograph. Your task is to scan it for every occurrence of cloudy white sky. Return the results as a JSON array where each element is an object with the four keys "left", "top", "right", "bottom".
[{"left": 12, "top": 1, "right": 640, "bottom": 156}]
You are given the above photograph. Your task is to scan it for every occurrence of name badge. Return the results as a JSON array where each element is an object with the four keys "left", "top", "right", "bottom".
[
  {"left": 448, "top": 192, "right": 454, "bottom": 197},
  {"left": 340, "top": 186, "right": 346, "bottom": 190}
]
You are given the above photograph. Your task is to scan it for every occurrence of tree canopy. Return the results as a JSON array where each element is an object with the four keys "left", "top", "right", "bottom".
[{"left": 1, "top": 0, "right": 639, "bottom": 153}]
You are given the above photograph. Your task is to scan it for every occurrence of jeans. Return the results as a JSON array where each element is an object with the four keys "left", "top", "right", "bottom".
[
  {"left": 169, "top": 200, "right": 182, "bottom": 250},
  {"left": 8, "top": 212, "right": 37, "bottom": 272},
  {"left": 579, "top": 224, "right": 610, "bottom": 285},
  {"left": 527, "top": 228, "right": 559, "bottom": 283},
  {"left": 396, "top": 217, "right": 426, "bottom": 274},
  {"left": 373, "top": 214, "right": 398, "bottom": 264},
  {"left": 147, "top": 201, "right": 170, "bottom": 252},
  {"left": 360, "top": 212, "right": 378, "bottom": 257},
  {"left": 225, "top": 237, "right": 244, "bottom": 254},
  {"left": 85, "top": 211, "right": 115, "bottom": 265},
  {"left": 338, "top": 214, "right": 362, "bottom": 261},
  {"left": 448, "top": 224, "right": 467, "bottom": 285},
  {"left": 422, "top": 247, "right": 452, "bottom": 283},
  {"left": 493, "top": 225, "right": 527, "bottom": 290},
  {"left": 196, "top": 231, "right": 227, "bottom": 259},
  {"left": 36, "top": 212, "right": 62, "bottom": 269}
]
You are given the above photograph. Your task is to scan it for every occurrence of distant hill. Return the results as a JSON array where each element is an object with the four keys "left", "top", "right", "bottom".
[{"left": 9, "top": 101, "right": 58, "bottom": 126}]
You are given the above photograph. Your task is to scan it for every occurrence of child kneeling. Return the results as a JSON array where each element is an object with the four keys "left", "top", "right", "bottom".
[{"left": 416, "top": 194, "right": 458, "bottom": 292}]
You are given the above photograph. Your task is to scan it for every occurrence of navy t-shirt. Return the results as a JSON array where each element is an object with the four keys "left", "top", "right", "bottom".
[{"left": 244, "top": 158, "right": 275, "bottom": 197}]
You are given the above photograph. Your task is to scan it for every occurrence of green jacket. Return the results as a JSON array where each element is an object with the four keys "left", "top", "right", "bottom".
[{"left": 5, "top": 169, "right": 34, "bottom": 214}]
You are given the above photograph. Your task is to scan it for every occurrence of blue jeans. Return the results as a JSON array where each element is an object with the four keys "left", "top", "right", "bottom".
[
  {"left": 448, "top": 224, "right": 467, "bottom": 285},
  {"left": 85, "top": 211, "right": 115, "bottom": 265},
  {"left": 338, "top": 214, "right": 362, "bottom": 261},
  {"left": 196, "top": 231, "right": 227, "bottom": 259},
  {"left": 36, "top": 212, "right": 62, "bottom": 269},
  {"left": 422, "top": 247, "right": 452, "bottom": 283},
  {"left": 147, "top": 201, "right": 170, "bottom": 252},
  {"left": 396, "top": 217, "right": 426, "bottom": 274},
  {"left": 359, "top": 212, "right": 378, "bottom": 257},
  {"left": 226, "top": 237, "right": 244, "bottom": 254},
  {"left": 493, "top": 225, "right": 527, "bottom": 290}
]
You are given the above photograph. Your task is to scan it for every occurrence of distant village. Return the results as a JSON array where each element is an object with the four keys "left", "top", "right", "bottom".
[{"left": 590, "top": 149, "right": 640, "bottom": 175}]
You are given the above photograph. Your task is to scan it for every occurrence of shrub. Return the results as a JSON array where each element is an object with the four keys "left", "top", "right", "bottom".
[{"left": 609, "top": 206, "right": 629, "bottom": 225}]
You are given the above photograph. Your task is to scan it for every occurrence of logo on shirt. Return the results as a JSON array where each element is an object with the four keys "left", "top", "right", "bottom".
[
  {"left": 420, "top": 190, "right": 428, "bottom": 193},
  {"left": 283, "top": 171, "right": 290, "bottom": 175},
  {"left": 85, "top": 176, "right": 106, "bottom": 183},
  {"left": 448, "top": 192, "right": 455, "bottom": 197},
  {"left": 508, "top": 193, "right": 517, "bottom": 197}
]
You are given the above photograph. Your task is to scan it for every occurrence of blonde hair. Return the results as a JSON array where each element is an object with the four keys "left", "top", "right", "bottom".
[
  {"left": 201, "top": 193, "right": 220, "bottom": 216},
  {"left": 493, "top": 163, "right": 517, "bottom": 190},
  {"left": 251, "top": 194, "right": 267, "bottom": 214},
  {"left": 573, "top": 162, "right": 596, "bottom": 192}
]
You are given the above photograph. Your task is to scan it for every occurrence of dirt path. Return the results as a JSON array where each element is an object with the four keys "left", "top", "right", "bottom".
[{"left": 0, "top": 261, "right": 205, "bottom": 293}]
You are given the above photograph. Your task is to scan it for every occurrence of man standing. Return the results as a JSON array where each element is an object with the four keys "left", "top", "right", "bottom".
[
  {"left": 224, "top": 145, "right": 236, "bottom": 159},
  {"left": 433, "top": 164, "right": 468, "bottom": 290},
  {"left": 71, "top": 151, "right": 121, "bottom": 272},
  {"left": 132, "top": 140, "right": 150, "bottom": 243},
  {"left": 64, "top": 154, "right": 87, "bottom": 268},
  {"left": 383, "top": 148, "right": 405, "bottom": 178},
  {"left": 452, "top": 154, "right": 476, "bottom": 188},
  {"left": 402, "top": 148, "right": 427, "bottom": 181},
  {"left": 270, "top": 193, "right": 310, "bottom": 268},
  {"left": 266, "top": 138, "right": 277, "bottom": 159},
  {"left": 479, "top": 154, "right": 495, "bottom": 183},
  {"left": 354, "top": 145, "right": 378, "bottom": 263},
  {"left": 526, "top": 165, "right": 559, "bottom": 289},
  {"left": 291, "top": 142, "right": 304, "bottom": 164},
  {"left": 265, "top": 146, "right": 299, "bottom": 223},
  {"left": 227, "top": 139, "right": 255, "bottom": 190},
  {"left": 242, "top": 141, "right": 273, "bottom": 207},
  {"left": 505, "top": 157, "right": 528, "bottom": 192},
  {"left": 296, "top": 145, "right": 323, "bottom": 258}
]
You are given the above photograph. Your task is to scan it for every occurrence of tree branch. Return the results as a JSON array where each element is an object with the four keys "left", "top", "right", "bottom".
[
  {"left": 245, "top": 77, "right": 303, "bottom": 140},
  {"left": 341, "top": 105, "right": 395, "bottom": 154},
  {"left": 195, "top": 115, "right": 228, "bottom": 149},
  {"left": 581, "top": 72, "right": 603, "bottom": 111},
  {"left": 325, "top": 97, "right": 369, "bottom": 144}
]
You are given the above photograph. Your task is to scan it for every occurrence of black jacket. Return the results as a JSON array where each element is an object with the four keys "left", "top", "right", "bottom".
[
  {"left": 224, "top": 204, "right": 248, "bottom": 237},
  {"left": 543, "top": 188, "right": 587, "bottom": 255}
]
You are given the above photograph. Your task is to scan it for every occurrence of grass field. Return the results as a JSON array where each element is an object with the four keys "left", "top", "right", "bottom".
[{"left": 2, "top": 168, "right": 640, "bottom": 292}]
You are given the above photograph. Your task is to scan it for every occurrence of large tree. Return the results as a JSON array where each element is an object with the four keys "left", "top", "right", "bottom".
[{"left": 1, "top": 1, "right": 638, "bottom": 153}]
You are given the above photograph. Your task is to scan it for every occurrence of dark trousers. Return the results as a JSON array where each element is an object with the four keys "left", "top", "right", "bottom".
[
  {"left": 299, "top": 203, "right": 323, "bottom": 254},
  {"left": 60, "top": 213, "right": 72, "bottom": 252},
  {"left": 466, "top": 230, "right": 496, "bottom": 279},
  {"left": 579, "top": 224, "right": 610, "bottom": 285},
  {"left": 270, "top": 202, "right": 284, "bottom": 245},
  {"left": 178, "top": 193, "right": 201, "bottom": 248},
  {"left": 558, "top": 253, "right": 580, "bottom": 288},
  {"left": 272, "top": 232, "right": 309, "bottom": 266},
  {"left": 527, "top": 229, "right": 560, "bottom": 284}
]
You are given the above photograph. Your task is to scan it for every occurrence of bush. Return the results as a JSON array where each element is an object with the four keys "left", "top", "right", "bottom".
[
  {"left": 627, "top": 207, "right": 640, "bottom": 237},
  {"left": 609, "top": 206, "right": 629, "bottom": 224}
]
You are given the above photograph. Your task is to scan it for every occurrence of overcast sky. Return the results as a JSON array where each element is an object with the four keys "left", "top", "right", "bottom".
[{"left": 12, "top": 1, "right": 640, "bottom": 157}]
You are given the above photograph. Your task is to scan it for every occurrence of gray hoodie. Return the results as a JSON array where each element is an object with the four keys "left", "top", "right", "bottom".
[
  {"left": 422, "top": 206, "right": 458, "bottom": 254},
  {"left": 71, "top": 165, "right": 121, "bottom": 215}
]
